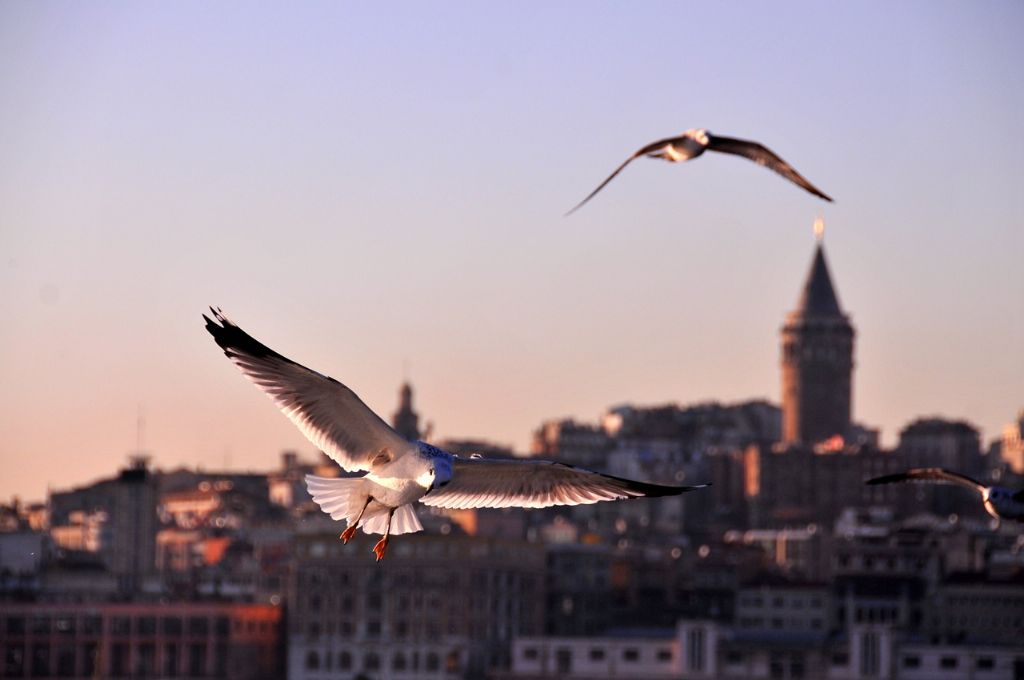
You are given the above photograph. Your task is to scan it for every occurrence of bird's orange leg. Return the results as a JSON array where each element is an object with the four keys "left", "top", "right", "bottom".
[
  {"left": 372, "top": 508, "right": 396, "bottom": 562},
  {"left": 340, "top": 497, "right": 372, "bottom": 544}
]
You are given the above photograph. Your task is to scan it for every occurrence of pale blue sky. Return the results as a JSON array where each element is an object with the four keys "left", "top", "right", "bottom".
[{"left": 1, "top": 2, "right": 1022, "bottom": 500}]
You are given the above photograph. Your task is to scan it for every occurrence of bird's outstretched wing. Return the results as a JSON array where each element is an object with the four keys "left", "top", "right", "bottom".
[
  {"left": 203, "top": 308, "right": 414, "bottom": 472},
  {"left": 706, "top": 133, "right": 833, "bottom": 202},
  {"left": 420, "top": 457, "right": 708, "bottom": 509},
  {"left": 865, "top": 468, "right": 985, "bottom": 494},
  {"left": 565, "top": 137, "right": 679, "bottom": 216}
]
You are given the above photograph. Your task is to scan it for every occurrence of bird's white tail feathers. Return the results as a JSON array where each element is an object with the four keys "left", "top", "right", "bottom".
[
  {"left": 361, "top": 504, "right": 422, "bottom": 535},
  {"left": 305, "top": 475, "right": 423, "bottom": 536}
]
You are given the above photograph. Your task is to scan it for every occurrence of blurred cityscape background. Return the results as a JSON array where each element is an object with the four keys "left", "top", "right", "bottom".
[
  {"left": 3, "top": 3, "right": 1023, "bottom": 679},
  {"left": 2, "top": 236, "right": 1022, "bottom": 679}
]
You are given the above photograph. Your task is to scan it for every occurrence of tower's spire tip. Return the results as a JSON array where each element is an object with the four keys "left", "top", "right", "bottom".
[{"left": 813, "top": 216, "right": 825, "bottom": 243}]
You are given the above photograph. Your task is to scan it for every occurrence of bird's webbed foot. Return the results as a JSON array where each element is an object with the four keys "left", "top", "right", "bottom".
[
  {"left": 340, "top": 524, "right": 358, "bottom": 544},
  {"left": 372, "top": 537, "right": 390, "bottom": 562}
]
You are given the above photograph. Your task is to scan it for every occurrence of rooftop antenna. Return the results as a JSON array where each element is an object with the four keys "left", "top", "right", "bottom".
[
  {"left": 136, "top": 403, "right": 145, "bottom": 454},
  {"left": 130, "top": 403, "right": 151, "bottom": 470}
]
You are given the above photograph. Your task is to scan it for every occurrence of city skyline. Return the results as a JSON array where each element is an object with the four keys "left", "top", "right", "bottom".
[{"left": 2, "top": 2, "right": 1023, "bottom": 502}]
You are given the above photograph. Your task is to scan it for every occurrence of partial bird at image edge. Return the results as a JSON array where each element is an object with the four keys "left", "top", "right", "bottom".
[{"left": 865, "top": 467, "right": 1024, "bottom": 525}]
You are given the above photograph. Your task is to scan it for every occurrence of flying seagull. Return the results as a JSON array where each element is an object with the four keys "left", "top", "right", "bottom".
[
  {"left": 566, "top": 128, "right": 833, "bottom": 215},
  {"left": 203, "top": 309, "right": 710, "bottom": 560},
  {"left": 866, "top": 468, "right": 1024, "bottom": 524}
]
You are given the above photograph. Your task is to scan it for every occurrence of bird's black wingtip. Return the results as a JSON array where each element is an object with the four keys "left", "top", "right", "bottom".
[
  {"left": 204, "top": 306, "right": 231, "bottom": 324},
  {"left": 637, "top": 480, "right": 712, "bottom": 497},
  {"left": 201, "top": 308, "right": 291, "bottom": 363},
  {"left": 865, "top": 473, "right": 905, "bottom": 486},
  {"left": 203, "top": 307, "right": 231, "bottom": 348},
  {"left": 203, "top": 307, "right": 227, "bottom": 331}
]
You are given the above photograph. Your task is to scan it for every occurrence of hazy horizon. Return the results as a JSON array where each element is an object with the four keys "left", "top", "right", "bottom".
[{"left": 2, "top": 1, "right": 1022, "bottom": 502}]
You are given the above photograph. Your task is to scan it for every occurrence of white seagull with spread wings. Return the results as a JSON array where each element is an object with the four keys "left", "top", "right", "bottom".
[
  {"left": 566, "top": 128, "right": 833, "bottom": 215},
  {"left": 204, "top": 309, "right": 710, "bottom": 560},
  {"left": 866, "top": 468, "right": 1024, "bottom": 524}
]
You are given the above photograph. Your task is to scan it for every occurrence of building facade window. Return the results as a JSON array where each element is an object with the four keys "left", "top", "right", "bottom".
[
  {"left": 111, "top": 643, "right": 128, "bottom": 676},
  {"left": 136, "top": 643, "right": 156, "bottom": 677},
  {"left": 163, "top": 643, "right": 178, "bottom": 677},
  {"left": 55, "top": 646, "right": 75, "bottom": 676},
  {"left": 187, "top": 643, "right": 206, "bottom": 676},
  {"left": 187, "top": 617, "right": 208, "bottom": 636},
  {"left": 55, "top": 616, "right": 75, "bottom": 635},
  {"left": 446, "top": 650, "right": 460, "bottom": 673},
  {"left": 556, "top": 649, "right": 572, "bottom": 674},
  {"left": 81, "top": 643, "right": 98, "bottom": 677},
  {"left": 790, "top": 653, "right": 806, "bottom": 679},
  {"left": 214, "top": 617, "right": 230, "bottom": 636},
  {"left": 860, "top": 632, "right": 879, "bottom": 677},
  {"left": 688, "top": 629, "right": 705, "bottom": 671},
  {"left": 162, "top": 617, "right": 182, "bottom": 635},
  {"left": 138, "top": 617, "right": 157, "bottom": 635},
  {"left": 112, "top": 617, "right": 130, "bottom": 635}
]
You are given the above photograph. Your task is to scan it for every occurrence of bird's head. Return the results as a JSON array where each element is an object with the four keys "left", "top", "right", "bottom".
[
  {"left": 415, "top": 441, "right": 454, "bottom": 489},
  {"left": 685, "top": 128, "right": 710, "bottom": 145},
  {"left": 431, "top": 456, "right": 453, "bottom": 490},
  {"left": 987, "top": 487, "right": 1010, "bottom": 503}
]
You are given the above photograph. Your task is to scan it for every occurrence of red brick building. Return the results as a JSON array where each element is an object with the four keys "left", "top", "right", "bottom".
[{"left": 0, "top": 602, "right": 280, "bottom": 679}]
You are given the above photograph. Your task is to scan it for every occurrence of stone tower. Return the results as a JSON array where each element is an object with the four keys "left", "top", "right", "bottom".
[
  {"left": 780, "top": 229, "right": 855, "bottom": 444},
  {"left": 392, "top": 382, "right": 421, "bottom": 441}
]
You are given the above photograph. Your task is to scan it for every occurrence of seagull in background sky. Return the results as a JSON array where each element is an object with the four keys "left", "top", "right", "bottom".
[
  {"left": 866, "top": 468, "right": 1024, "bottom": 524},
  {"left": 566, "top": 128, "right": 833, "bottom": 215},
  {"left": 203, "top": 309, "right": 710, "bottom": 561}
]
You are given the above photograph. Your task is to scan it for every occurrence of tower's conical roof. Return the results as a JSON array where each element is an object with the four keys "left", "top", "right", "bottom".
[{"left": 795, "top": 243, "right": 844, "bottom": 318}]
